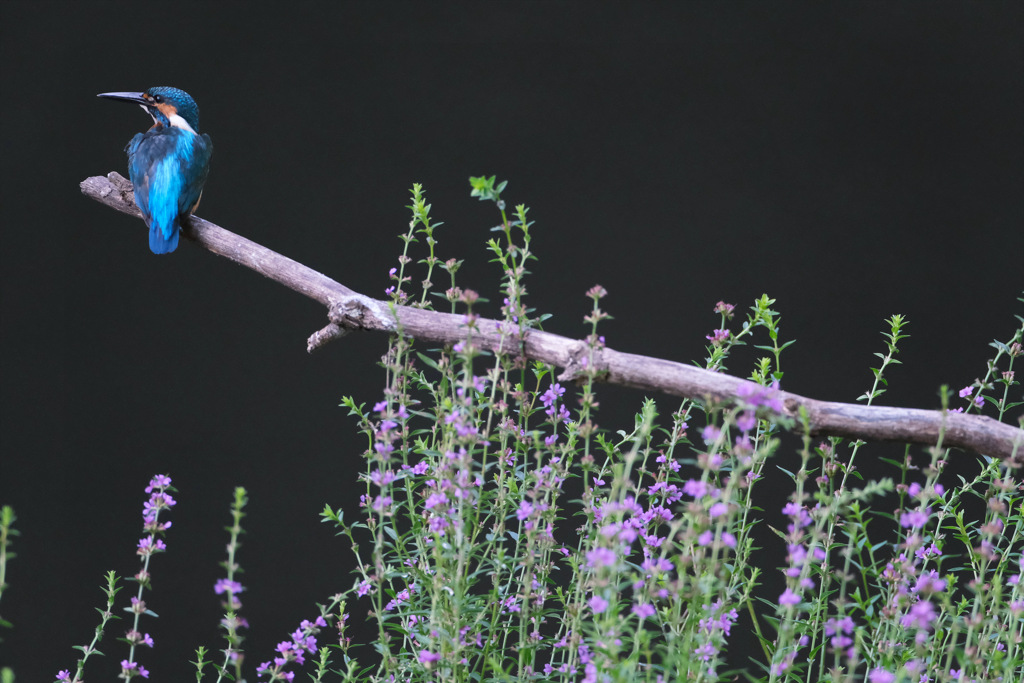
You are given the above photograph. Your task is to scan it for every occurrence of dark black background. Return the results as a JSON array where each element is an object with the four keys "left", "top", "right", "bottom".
[{"left": 1, "top": 3, "right": 1021, "bottom": 680}]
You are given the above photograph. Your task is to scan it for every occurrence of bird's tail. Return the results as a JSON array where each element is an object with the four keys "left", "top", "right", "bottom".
[{"left": 149, "top": 224, "right": 179, "bottom": 254}]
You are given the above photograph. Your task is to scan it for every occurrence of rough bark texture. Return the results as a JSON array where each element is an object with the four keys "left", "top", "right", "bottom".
[{"left": 81, "top": 172, "right": 1024, "bottom": 462}]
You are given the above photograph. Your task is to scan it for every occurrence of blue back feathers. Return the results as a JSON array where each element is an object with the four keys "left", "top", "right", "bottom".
[{"left": 111, "top": 87, "right": 213, "bottom": 254}]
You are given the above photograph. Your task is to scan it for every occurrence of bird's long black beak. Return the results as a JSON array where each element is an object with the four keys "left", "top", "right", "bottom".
[{"left": 97, "top": 91, "right": 149, "bottom": 105}]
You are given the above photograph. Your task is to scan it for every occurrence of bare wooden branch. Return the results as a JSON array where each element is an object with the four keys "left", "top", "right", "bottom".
[{"left": 81, "top": 172, "right": 1024, "bottom": 463}]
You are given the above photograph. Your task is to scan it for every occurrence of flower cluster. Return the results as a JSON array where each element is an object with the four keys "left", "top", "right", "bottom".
[
  {"left": 137, "top": 475, "right": 175, "bottom": 571},
  {"left": 359, "top": 400, "right": 410, "bottom": 517},
  {"left": 119, "top": 475, "right": 175, "bottom": 679},
  {"left": 256, "top": 616, "right": 328, "bottom": 682},
  {"left": 950, "top": 383, "right": 986, "bottom": 412},
  {"left": 57, "top": 476, "right": 175, "bottom": 682}
]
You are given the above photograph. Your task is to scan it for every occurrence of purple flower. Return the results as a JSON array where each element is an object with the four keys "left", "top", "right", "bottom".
[
  {"left": 904, "top": 659, "right": 924, "bottom": 677},
  {"left": 540, "top": 383, "right": 566, "bottom": 406},
  {"left": 714, "top": 301, "right": 736, "bottom": 316},
  {"left": 136, "top": 535, "right": 166, "bottom": 556},
  {"left": 782, "top": 502, "right": 812, "bottom": 528},
  {"left": 706, "top": 328, "right": 730, "bottom": 344},
  {"left": 418, "top": 649, "right": 441, "bottom": 665},
  {"left": 900, "top": 509, "right": 930, "bottom": 529},
  {"left": 588, "top": 594, "right": 609, "bottom": 614},
  {"left": 683, "top": 479, "right": 708, "bottom": 498},
  {"left": 736, "top": 411, "right": 757, "bottom": 433},
  {"left": 549, "top": 404, "right": 571, "bottom": 423},
  {"left": 702, "top": 425, "right": 721, "bottom": 443},
  {"left": 958, "top": 385, "right": 985, "bottom": 407},
  {"left": 644, "top": 505, "right": 675, "bottom": 523},
  {"left": 736, "top": 380, "right": 785, "bottom": 412},
  {"left": 632, "top": 602, "right": 656, "bottom": 620},
  {"left": 825, "top": 615, "right": 854, "bottom": 637},
  {"left": 385, "top": 588, "right": 411, "bottom": 611},
  {"left": 913, "top": 570, "right": 946, "bottom": 595},
  {"left": 425, "top": 492, "right": 448, "bottom": 510},
  {"left": 779, "top": 588, "right": 800, "bottom": 606},
  {"left": 901, "top": 599, "right": 937, "bottom": 630},
  {"left": 145, "top": 475, "right": 171, "bottom": 492},
  {"left": 868, "top": 669, "right": 895, "bottom": 683},
  {"left": 699, "top": 600, "right": 739, "bottom": 636},
  {"left": 694, "top": 641, "right": 718, "bottom": 662},
  {"left": 120, "top": 660, "right": 150, "bottom": 679},
  {"left": 709, "top": 501, "right": 729, "bottom": 518},
  {"left": 143, "top": 491, "right": 176, "bottom": 517},
  {"left": 641, "top": 557, "right": 674, "bottom": 574},
  {"left": 825, "top": 616, "right": 855, "bottom": 652},
  {"left": 214, "top": 578, "right": 244, "bottom": 594},
  {"left": 586, "top": 547, "right": 618, "bottom": 568}
]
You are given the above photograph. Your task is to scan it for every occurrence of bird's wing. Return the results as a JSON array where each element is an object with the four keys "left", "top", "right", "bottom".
[
  {"left": 128, "top": 131, "right": 187, "bottom": 239},
  {"left": 181, "top": 133, "right": 213, "bottom": 215}
]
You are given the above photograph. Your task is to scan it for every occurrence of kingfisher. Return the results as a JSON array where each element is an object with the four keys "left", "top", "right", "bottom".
[{"left": 98, "top": 87, "right": 213, "bottom": 254}]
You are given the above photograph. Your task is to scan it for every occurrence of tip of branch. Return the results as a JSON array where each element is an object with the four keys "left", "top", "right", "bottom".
[
  {"left": 307, "top": 322, "right": 349, "bottom": 353},
  {"left": 80, "top": 172, "right": 139, "bottom": 218},
  {"left": 79, "top": 174, "right": 113, "bottom": 196}
]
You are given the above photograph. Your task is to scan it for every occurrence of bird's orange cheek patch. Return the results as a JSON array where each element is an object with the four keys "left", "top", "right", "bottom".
[{"left": 156, "top": 103, "right": 178, "bottom": 119}]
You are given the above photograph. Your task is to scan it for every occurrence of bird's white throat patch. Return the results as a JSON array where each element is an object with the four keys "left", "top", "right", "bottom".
[
  {"left": 168, "top": 113, "right": 197, "bottom": 135},
  {"left": 139, "top": 104, "right": 197, "bottom": 135}
]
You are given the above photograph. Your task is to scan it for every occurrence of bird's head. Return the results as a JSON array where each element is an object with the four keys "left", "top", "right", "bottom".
[{"left": 98, "top": 86, "right": 202, "bottom": 133}]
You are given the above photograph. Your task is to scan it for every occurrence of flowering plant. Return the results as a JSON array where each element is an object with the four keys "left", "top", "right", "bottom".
[{"left": 10, "top": 179, "right": 1022, "bottom": 683}]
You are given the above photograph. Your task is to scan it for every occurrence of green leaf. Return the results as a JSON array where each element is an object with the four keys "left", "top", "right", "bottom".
[{"left": 415, "top": 352, "right": 441, "bottom": 372}]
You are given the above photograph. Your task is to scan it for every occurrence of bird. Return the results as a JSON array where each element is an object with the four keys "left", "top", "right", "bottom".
[{"left": 98, "top": 87, "right": 213, "bottom": 254}]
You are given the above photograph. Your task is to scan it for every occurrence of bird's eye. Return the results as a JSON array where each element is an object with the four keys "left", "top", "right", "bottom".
[{"left": 153, "top": 94, "right": 163, "bottom": 103}]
